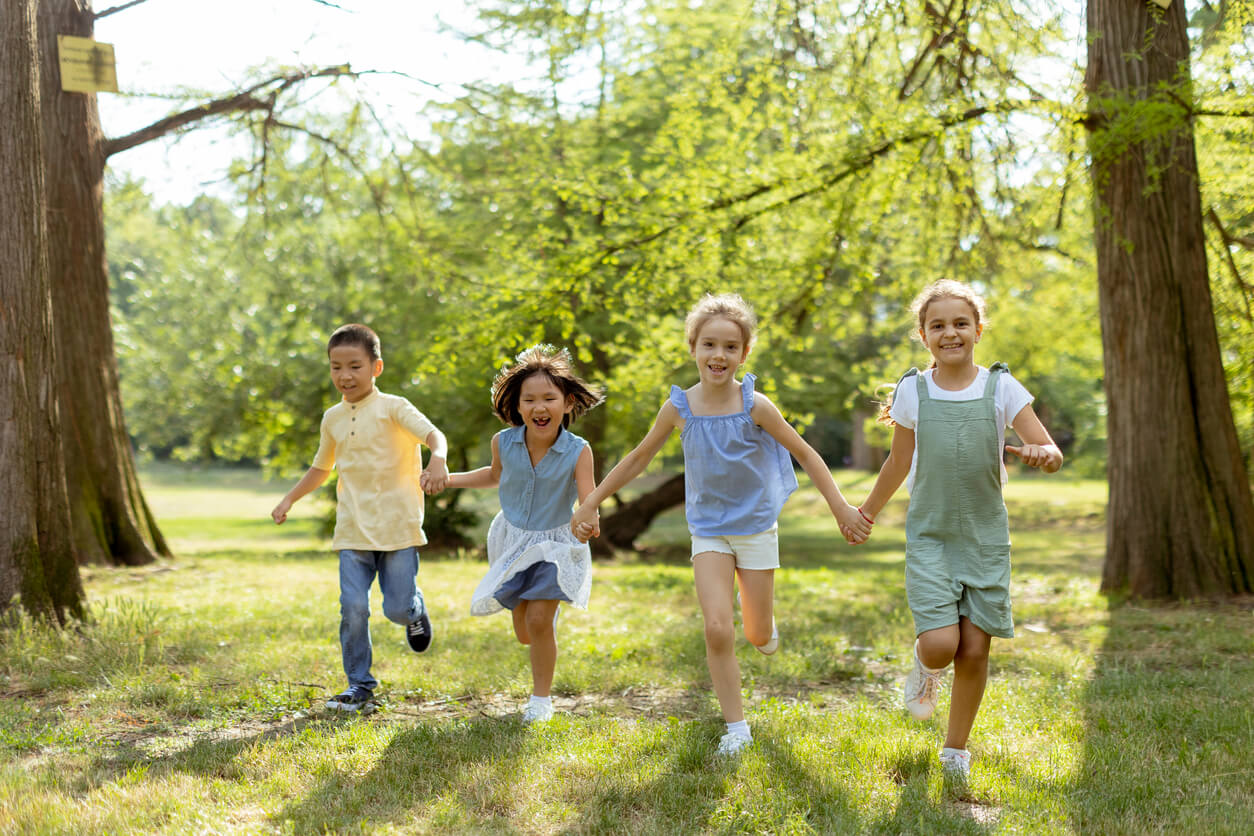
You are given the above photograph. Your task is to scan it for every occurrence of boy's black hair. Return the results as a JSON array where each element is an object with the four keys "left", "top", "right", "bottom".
[
  {"left": 327, "top": 323, "right": 382, "bottom": 361},
  {"left": 490, "top": 345, "right": 604, "bottom": 428}
]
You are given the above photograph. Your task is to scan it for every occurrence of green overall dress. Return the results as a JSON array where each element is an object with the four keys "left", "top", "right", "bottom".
[{"left": 903, "top": 362, "right": 1014, "bottom": 639}]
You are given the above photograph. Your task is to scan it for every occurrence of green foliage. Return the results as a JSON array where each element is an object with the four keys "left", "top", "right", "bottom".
[{"left": 105, "top": 0, "right": 1252, "bottom": 534}]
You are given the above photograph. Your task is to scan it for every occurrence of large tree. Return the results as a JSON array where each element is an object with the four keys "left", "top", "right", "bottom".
[
  {"left": 1085, "top": 0, "right": 1254, "bottom": 597},
  {"left": 0, "top": 0, "right": 84, "bottom": 621},
  {"left": 34, "top": 0, "right": 354, "bottom": 570}
]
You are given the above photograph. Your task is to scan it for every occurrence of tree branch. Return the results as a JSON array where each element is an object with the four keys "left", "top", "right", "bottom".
[
  {"left": 94, "top": 0, "right": 154, "bottom": 20},
  {"left": 103, "top": 65, "right": 355, "bottom": 159}
]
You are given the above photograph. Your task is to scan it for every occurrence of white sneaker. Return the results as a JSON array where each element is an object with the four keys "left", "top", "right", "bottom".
[
  {"left": 940, "top": 747, "right": 971, "bottom": 782},
  {"left": 521, "top": 700, "right": 554, "bottom": 724},
  {"left": 716, "top": 731, "right": 753, "bottom": 756},
  {"left": 903, "top": 642, "right": 944, "bottom": 720},
  {"left": 754, "top": 619, "right": 779, "bottom": 655}
]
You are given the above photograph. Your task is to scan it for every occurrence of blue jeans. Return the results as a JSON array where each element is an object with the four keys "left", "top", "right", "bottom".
[{"left": 338, "top": 547, "right": 426, "bottom": 691}]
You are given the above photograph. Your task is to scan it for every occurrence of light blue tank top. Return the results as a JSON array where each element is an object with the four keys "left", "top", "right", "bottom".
[
  {"left": 670, "top": 374, "right": 799, "bottom": 537},
  {"left": 497, "top": 425, "right": 585, "bottom": 531}
]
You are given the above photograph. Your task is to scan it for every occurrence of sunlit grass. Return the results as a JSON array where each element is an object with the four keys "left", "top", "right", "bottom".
[{"left": 1, "top": 465, "right": 1249, "bottom": 834}]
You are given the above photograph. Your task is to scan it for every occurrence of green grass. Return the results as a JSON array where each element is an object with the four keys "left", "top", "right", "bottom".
[{"left": 1, "top": 465, "right": 1251, "bottom": 834}]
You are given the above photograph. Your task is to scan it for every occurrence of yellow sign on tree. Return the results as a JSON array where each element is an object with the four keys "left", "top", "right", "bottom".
[{"left": 57, "top": 35, "right": 117, "bottom": 93}]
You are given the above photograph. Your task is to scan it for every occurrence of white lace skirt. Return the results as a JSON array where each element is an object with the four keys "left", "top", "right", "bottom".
[{"left": 470, "top": 511, "right": 592, "bottom": 616}]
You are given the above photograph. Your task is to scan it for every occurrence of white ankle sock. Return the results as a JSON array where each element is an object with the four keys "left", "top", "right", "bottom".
[
  {"left": 528, "top": 694, "right": 552, "bottom": 709},
  {"left": 725, "top": 720, "right": 751, "bottom": 739}
]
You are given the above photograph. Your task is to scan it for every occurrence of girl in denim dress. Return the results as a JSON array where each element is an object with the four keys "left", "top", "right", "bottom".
[
  {"left": 571, "top": 294, "right": 871, "bottom": 755},
  {"left": 445, "top": 345, "right": 603, "bottom": 723}
]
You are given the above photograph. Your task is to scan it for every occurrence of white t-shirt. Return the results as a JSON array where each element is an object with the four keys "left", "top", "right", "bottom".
[{"left": 889, "top": 366, "right": 1034, "bottom": 493}]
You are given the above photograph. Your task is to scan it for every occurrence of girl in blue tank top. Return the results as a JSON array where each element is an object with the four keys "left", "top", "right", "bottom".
[
  {"left": 572, "top": 294, "right": 872, "bottom": 756},
  {"left": 858, "top": 280, "right": 1063, "bottom": 786},
  {"left": 444, "top": 345, "right": 604, "bottom": 724}
]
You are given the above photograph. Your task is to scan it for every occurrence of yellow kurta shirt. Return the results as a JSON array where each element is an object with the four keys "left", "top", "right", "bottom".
[{"left": 311, "top": 389, "right": 437, "bottom": 551}]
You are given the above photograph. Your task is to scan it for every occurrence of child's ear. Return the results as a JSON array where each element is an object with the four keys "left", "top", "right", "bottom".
[{"left": 373, "top": 358, "right": 384, "bottom": 377}]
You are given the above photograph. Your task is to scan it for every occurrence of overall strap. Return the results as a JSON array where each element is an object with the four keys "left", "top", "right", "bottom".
[
  {"left": 983, "top": 362, "right": 1009, "bottom": 399},
  {"left": 668, "top": 385, "right": 693, "bottom": 419},
  {"left": 741, "top": 373, "right": 757, "bottom": 413}
]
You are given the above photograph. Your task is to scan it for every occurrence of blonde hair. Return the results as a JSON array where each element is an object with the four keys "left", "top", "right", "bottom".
[
  {"left": 877, "top": 280, "right": 989, "bottom": 424},
  {"left": 684, "top": 293, "right": 757, "bottom": 350}
]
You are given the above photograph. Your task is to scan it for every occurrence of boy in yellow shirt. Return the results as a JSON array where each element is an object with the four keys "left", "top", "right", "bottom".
[{"left": 272, "top": 324, "right": 449, "bottom": 712}]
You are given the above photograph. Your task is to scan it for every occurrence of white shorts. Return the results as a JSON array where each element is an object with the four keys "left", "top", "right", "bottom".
[{"left": 690, "top": 525, "right": 780, "bottom": 571}]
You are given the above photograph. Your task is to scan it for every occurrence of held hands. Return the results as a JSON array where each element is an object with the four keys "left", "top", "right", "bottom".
[
  {"left": 271, "top": 498, "right": 292, "bottom": 525},
  {"left": 836, "top": 503, "right": 873, "bottom": 545},
  {"left": 1005, "top": 443, "right": 1063, "bottom": 473},
  {"left": 571, "top": 504, "right": 600, "bottom": 543},
  {"left": 420, "top": 457, "right": 450, "bottom": 494}
]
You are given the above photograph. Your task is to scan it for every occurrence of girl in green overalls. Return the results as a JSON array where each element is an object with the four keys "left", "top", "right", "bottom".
[{"left": 858, "top": 280, "right": 1063, "bottom": 784}]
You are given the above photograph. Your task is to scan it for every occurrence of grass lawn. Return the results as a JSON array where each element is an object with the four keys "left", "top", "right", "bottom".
[{"left": 1, "top": 464, "right": 1251, "bottom": 834}]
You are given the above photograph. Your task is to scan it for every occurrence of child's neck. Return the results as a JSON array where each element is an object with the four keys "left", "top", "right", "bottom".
[
  {"left": 931, "top": 362, "right": 979, "bottom": 391},
  {"left": 523, "top": 425, "right": 560, "bottom": 464}
]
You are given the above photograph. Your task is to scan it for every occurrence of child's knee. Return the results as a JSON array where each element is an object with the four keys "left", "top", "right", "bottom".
[
  {"left": 743, "top": 621, "right": 772, "bottom": 647},
  {"left": 340, "top": 601, "right": 370, "bottom": 625},
  {"left": 524, "top": 606, "right": 554, "bottom": 639},
  {"left": 703, "top": 616, "right": 735, "bottom": 651}
]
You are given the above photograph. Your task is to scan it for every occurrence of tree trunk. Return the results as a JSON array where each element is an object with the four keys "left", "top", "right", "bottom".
[
  {"left": 0, "top": 0, "right": 85, "bottom": 622},
  {"left": 1085, "top": 0, "right": 1254, "bottom": 597},
  {"left": 37, "top": 0, "right": 168, "bottom": 566},
  {"left": 594, "top": 474, "right": 685, "bottom": 554}
]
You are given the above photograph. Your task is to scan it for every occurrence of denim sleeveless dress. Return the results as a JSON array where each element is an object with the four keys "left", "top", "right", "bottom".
[
  {"left": 470, "top": 425, "right": 592, "bottom": 615},
  {"left": 903, "top": 362, "right": 1014, "bottom": 639},
  {"left": 669, "top": 374, "right": 798, "bottom": 537}
]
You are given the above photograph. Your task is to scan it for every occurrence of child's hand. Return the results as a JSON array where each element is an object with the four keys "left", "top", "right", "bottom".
[
  {"left": 836, "top": 503, "right": 872, "bottom": 544},
  {"left": 271, "top": 498, "right": 292, "bottom": 525},
  {"left": 1005, "top": 443, "right": 1063, "bottom": 473},
  {"left": 571, "top": 504, "right": 598, "bottom": 541},
  {"left": 421, "top": 457, "right": 450, "bottom": 494},
  {"left": 574, "top": 516, "right": 599, "bottom": 543}
]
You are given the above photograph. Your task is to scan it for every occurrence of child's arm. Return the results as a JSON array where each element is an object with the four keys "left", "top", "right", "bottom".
[
  {"left": 859, "top": 423, "right": 915, "bottom": 523},
  {"left": 1006, "top": 405, "right": 1064, "bottom": 473},
  {"left": 420, "top": 428, "right": 450, "bottom": 494},
  {"left": 271, "top": 466, "right": 331, "bottom": 524},
  {"left": 751, "top": 393, "right": 872, "bottom": 543},
  {"left": 446, "top": 433, "right": 503, "bottom": 490},
  {"left": 572, "top": 444, "right": 599, "bottom": 543},
  {"left": 570, "top": 400, "right": 680, "bottom": 536}
]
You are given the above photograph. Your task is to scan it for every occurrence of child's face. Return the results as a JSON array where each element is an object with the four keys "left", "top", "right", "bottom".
[
  {"left": 518, "top": 372, "right": 571, "bottom": 437},
  {"left": 919, "top": 296, "right": 982, "bottom": 369},
  {"left": 690, "top": 316, "right": 749, "bottom": 385},
  {"left": 328, "top": 344, "right": 382, "bottom": 403}
]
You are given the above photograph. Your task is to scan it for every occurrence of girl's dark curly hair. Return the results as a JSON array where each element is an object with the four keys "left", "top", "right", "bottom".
[{"left": 491, "top": 344, "right": 605, "bottom": 428}]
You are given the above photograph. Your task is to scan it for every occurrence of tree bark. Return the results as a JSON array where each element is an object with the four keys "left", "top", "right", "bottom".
[
  {"left": 0, "top": 0, "right": 85, "bottom": 621},
  {"left": 1085, "top": 0, "right": 1254, "bottom": 597},
  {"left": 37, "top": 0, "right": 168, "bottom": 566}
]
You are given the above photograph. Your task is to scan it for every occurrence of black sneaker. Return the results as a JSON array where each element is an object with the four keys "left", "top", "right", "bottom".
[
  {"left": 326, "top": 686, "right": 374, "bottom": 713},
  {"left": 406, "top": 611, "right": 433, "bottom": 653}
]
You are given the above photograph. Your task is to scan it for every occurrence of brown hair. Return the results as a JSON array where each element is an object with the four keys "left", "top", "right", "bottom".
[
  {"left": 490, "top": 345, "right": 605, "bottom": 428},
  {"left": 876, "top": 280, "right": 988, "bottom": 424},
  {"left": 327, "top": 323, "right": 382, "bottom": 361},
  {"left": 684, "top": 293, "right": 757, "bottom": 351}
]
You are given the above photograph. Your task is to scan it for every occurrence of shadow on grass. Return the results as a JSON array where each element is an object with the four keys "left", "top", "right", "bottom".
[
  {"left": 278, "top": 716, "right": 530, "bottom": 831},
  {"left": 1070, "top": 598, "right": 1254, "bottom": 833}
]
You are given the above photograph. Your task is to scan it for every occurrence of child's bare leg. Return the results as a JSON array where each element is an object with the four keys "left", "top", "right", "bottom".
[
  {"left": 916, "top": 624, "right": 960, "bottom": 670},
  {"left": 736, "top": 568, "right": 775, "bottom": 647},
  {"left": 513, "top": 602, "right": 531, "bottom": 645},
  {"left": 944, "top": 616, "right": 991, "bottom": 750},
  {"left": 523, "top": 599, "right": 560, "bottom": 697},
  {"left": 694, "top": 552, "right": 743, "bottom": 722}
]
